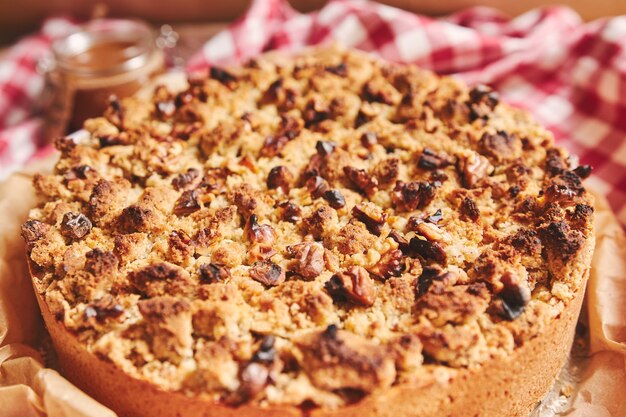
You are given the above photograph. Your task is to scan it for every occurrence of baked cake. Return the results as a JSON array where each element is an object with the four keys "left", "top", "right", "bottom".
[{"left": 22, "top": 46, "right": 595, "bottom": 417}]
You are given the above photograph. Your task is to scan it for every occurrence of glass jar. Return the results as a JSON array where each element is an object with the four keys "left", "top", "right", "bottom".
[{"left": 43, "top": 19, "right": 166, "bottom": 137}]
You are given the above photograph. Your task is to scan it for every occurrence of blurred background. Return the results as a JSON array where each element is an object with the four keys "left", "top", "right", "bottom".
[{"left": 2, "top": 0, "right": 626, "bottom": 46}]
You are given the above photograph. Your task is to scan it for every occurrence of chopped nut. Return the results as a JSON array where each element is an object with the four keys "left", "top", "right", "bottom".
[
  {"left": 84, "top": 295, "right": 124, "bottom": 322},
  {"left": 278, "top": 201, "right": 301, "bottom": 223},
  {"left": 323, "top": 189, "right": 346, "bottom": 209},
  {"left": 199, "top": 263, "right": 231, "bottom": 284},
  {"left": 306, "top": 175, "right": 329, "bottom": 199},
  {"left": 478, "top": 131, "right": 520, "bottom": 162},
  {"left": 21, "top": 220, "right": 49, "bottom": 242},
  {"left": 354, "top": 109, "right": 374, "bottom": 128},
  {"left": 545, "top": 148, "right": 569, "bottom": 176},
  {"left": 261, "top": 136, "right": 288, "bottom": 158},
  {"left": 494, "top": 271, "right": 531, "bottom": 320},
  {"left": 388, "top": 230, "right": 411, "bottom": 254},
  {"left": 154, "top": 86, "right": 176, "bottom": 119},
  {"left": 391, "top": 181, "right": 436, "bottom": 212},
  {"left": 373, "top": 158, "right": 399, "bottom": 186},
  {"left": 197, "top": 168, "right": 229, "bottom": 195},
  {"left": 64, "top": 165, "right": 95, "bottom": 182},
  {"left": 467, "top": 84, "right": 499, "bottom": 120},
  {"left": 54, "top": 136, "right": 76, "bottom": 153},
  {"left": 287, "top": 242, "right": 325, "bottom": 279},
  {"left": 174, "top": 190, "right": 201, "bottom": 216},
  {"left": 250, "top": 260, "right": 285, "bottom": 286},
  {"left": 303, "top": 99, "right": 331, "bottom": 127},
  {"left": 104, "top": 95, "right": 124, "bottom": 127},
  {"left": 266, "top": 166, "right": 293, "bottom": 192},
  {"left": 360, "top": 132, "right": 378, "bottom": 148},
  {"left": 174, "top": 90, "right": 193, "bottom": 108},
  {"left": 252, "top": 335, "right": 276, "bottom": 363},
  {"left": 325, "top": 63, "right": 347, "bottom": 76},
  {"left": 352, "top": 202, "right": 387, "bottom": 236},
  {"left": 237, "top": 362, "right": 270, "bottom": 401},
  {"left": 573, "top": 165, "right": 593, "bottom": 179},
  {"left": 316, "top": 140, "right": 336, "bottom": 157},
  {"left": 409, "top": 237, "right": 447, "bottom": 263},
  {"left": 344, "top": 166, "right": 378, "bottom": 196},
  {"left": 260, "top": 79, "right": 297, "bottom": 110},
  {"left": 325, "top": 266, "right": 377, "bottom": 306},
  {"left": 415, "top": 222, "right": 443, "bottom": 242},
  {"left": 469, "top": 84, "right": 499, "bottom": 108},
  {"left": 544, "top": 171, "right": 585, "bottom": 205},
  {"left": 426, "top": 209, "right": 443, "bottom": 224},
  {"left": 418, "top": 148, "right": 453, "bottom": 170},
  {"left": 457, "top": 153, "right": 492, "bottom": 189},
  {"left": 362, "top": 79, "right": 397, "bottom": 105},
  {"left": 171, "top": 168, "right": 200, "bottom": 190},
  {"left": 60, "top": 212, "right": 92, "bottom": 240},
  {"left": 460, "top": 197, "right": 480, "bottom": 222},
  {"left": 369, "top": 249, "right": 403, "bottom": 279},
  {"left": 244, "top": 214, "right": 276, "bottom": 246},
  {"left": 210, "top": 66, "right": 237, "bottom": 87}
]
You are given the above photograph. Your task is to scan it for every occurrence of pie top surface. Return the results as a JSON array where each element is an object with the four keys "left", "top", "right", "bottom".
[{"left": 22, "top": 46, "right": 594, "bottom": 408}]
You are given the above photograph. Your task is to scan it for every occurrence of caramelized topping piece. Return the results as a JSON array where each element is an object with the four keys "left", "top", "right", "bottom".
[
  {"left": 252, "top": 335, "right": 276, "bottom": 364},
  {"left": 573, "top": 165, "right": 593, "bottom": 179},
  {"left": 174, "top": 190, "right": 201, "bottom": 216},
  {"left": 278, "top": 201, "right": 301, "bottom": 223},
  {"left": 409, "top": 237, "right": 447, "bottom": 264},
  {"left": 210, "top": 66, "right": 237, "bottom": 87},
  {"left": 344, "top": 166, "right": 378, "bottom": 196},
  {"left": 237, "top": 362, "right": 270, "bottom": 402},
  {"left": 425, "top": 209, "right": 443, "bottom": 224},
  {"left": 250, "top": 260, "right": 285, "bottom": 286},
  {"left": 266, "top": 166, "right": 294, "bottom": 192},
  {"left": 244, "top": 214, "right": 276, "bottom": 246},
  {"left": 60, "top": 212, "right": 92, "bottom": 240},
  {"left": 369, "top": 249, "right": 403, "bottom": 279},
  {"left": 199, "top": 263, "right": 231, "bottom": 284},
  {"left": 391, "top": 181, "right": 436, "bottom": 212},
  {"left": 495, "top": 272, "right": 531, "bottom": 320},
  {"left": 306, "top": 175, "right": 329, "bottom": 199},
  {"left": 351, "top": 202, "right": 387, "bottom": 236},
  {"left": 360, "top": 132, "right": 378, "bottom": 148},
  {"left": 171, "top": 168, "right": 200, "bottom": 190},
  {"left": 21, "top": 219, "right": 49, "bottom": 242},
  {"left": 316, "top": 140, "right": 337, "bottom": 157},
  {"left": 287, "top": 242, "right": 325, "bottom": 280},
  {"left": 467, "top": 84, "right": 499, "bottom": 120},
  {"left": 457, "top": 153, "right": 492, "bottom": 189},
  {"left": 84, "top": 295, "right": 124, "bottom": 322},
  {"left": 323, "top": 190, "right": 346, "bottom": 209},
  {"left": 418, "top": 148, "right": 453, "bottom": 170},
  {"left": 325, "top": 266, "right": 377, "bottom": 306},
  {"left": 460, "top": 197, "right": 480, "bottom": 222}
]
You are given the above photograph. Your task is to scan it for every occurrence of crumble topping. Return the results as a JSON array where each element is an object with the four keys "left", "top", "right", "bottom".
[{"left": 23, "top": 46, "right": 594, "bottom": 408}]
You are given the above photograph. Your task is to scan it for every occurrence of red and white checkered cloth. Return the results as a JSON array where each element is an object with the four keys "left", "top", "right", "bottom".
[{"left": 2, "top": 0, "right": 626, "bottom": 226}]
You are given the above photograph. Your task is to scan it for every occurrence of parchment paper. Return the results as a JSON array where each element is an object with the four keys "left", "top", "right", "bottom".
[{"left": 0, "top": 159, "right": 624, "bottom": 417}]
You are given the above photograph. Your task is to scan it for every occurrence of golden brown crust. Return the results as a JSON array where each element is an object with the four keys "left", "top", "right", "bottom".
[
  {"left": 33, "top": 262, "right": 589, "bottom": 417},
  {"left": 24, "top": 45, "right": 595, "bottom": 415}
]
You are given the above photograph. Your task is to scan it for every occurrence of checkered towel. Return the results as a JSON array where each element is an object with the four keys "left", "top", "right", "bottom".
[{"left": 2, "top": 0, "right": 626, "bottom": 226}]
